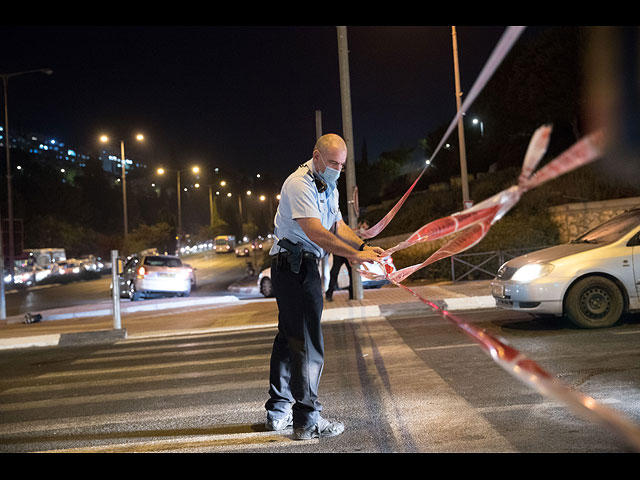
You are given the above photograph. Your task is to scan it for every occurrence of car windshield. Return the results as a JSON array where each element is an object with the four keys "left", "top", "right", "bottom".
[
  {"left": 216, "top": 239, "right": 228, "bottom": 245},
  {"left": 572, "top": 209, "right": 640, "bottom": 244},
  {"left": 143, "top": 256, "right": 182, "bottom": 268}
]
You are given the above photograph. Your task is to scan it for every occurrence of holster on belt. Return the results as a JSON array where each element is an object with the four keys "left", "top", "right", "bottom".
[{"left": 277, "top": 238, "right": 303, "bottom": 274}]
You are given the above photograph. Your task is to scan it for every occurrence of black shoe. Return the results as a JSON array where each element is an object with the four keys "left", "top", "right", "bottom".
[{"left": 325, "top": 294, "right": 333, "bottom": 302}]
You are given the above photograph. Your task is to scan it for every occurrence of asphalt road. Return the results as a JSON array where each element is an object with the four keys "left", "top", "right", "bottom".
[
  {"left": 4, "top": 251, "right": 254, "bottom": 318},
  {"left": 1, "top": 307, "right": 639, "bottom": 453}
]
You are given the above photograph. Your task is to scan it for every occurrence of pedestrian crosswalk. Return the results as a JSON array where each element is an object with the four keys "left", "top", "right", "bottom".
[{"left": 0, "top": 327, "right": 314, "bottom": 453}]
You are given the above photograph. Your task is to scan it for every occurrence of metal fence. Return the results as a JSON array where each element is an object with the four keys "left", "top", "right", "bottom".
[{"left": 450, "top": 247, "right": 548, "bottom": 282}]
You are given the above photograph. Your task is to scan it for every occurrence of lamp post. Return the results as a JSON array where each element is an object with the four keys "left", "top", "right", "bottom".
[
  {"left": 100, "top": 133, "right": 144, "bottom": 247},
  {"left": 157, "top": 165, "right": 200, "bottom": 253},
  {"left": 1, "top": 68, "right": 53, "bottom": 281}
]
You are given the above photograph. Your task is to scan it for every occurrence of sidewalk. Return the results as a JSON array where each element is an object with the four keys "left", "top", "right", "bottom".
[{"left": 0, "top": 278, "right": 495, "bottom": 350}]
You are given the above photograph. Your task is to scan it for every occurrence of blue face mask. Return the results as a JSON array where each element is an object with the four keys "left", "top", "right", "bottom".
[{"left": 318, "top": 153, "right": 341, "bottom": 188}]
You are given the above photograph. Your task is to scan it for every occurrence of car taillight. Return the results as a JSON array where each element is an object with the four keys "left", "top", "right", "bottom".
[{"left": 137, "top": 266, "right": 146, "bottom": 277}]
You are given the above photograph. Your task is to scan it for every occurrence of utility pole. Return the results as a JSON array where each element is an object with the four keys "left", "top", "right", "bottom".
[
  {"left": 337, "top": 26, "right": 363, "bottom": 300},
  {"left": 451, "top": 26, "right": 471, "bottom": 209},
  {"left": 315, "top": 110, "right": 330, "bottom": 291}
]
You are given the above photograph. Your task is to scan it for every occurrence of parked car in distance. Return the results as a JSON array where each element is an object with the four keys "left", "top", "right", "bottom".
[
  {"left": 117, "top": 254, "right": 192, "bottom": 301},
  {"left": 491, "top": 207, "right": 640, "bottom": 328},
  {"left": 257, "top": 255, "right": 395, "bottom": 298},
  {"left": 52, "top": 260, "right": 81, "bottom": 276}
]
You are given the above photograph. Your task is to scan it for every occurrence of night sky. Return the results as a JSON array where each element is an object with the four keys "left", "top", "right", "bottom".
[{"left": 1, "top": 25, "right": 542, "bottom": 183}]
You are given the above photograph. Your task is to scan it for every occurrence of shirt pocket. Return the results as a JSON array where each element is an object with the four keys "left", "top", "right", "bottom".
[{"left": 329, "top": 204, "right": 338, "bottom": 220}]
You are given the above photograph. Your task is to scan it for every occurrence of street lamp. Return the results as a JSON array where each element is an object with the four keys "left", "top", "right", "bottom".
[
  {"left": 0, "top": 68, "right": 53, "bottom": 292},
  {"left": 99, "top": 133, "right": 145, "bottom": 246},
  {"left": 157, "top": 165, "right": 200, "bottom": 253},
  {"left": 472, "top": 117, "right": 485, "bottom": 137}
]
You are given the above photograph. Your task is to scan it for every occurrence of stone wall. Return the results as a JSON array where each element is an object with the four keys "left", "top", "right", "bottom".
[
  {"left": 549, "top": 197, "right": 640, "bottom": 242},
  {"left": 376, "top": 196, "right": 640, "bottom": 251}
]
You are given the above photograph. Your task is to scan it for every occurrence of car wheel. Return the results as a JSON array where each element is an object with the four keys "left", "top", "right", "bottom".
[
  {"left": 565, "top": 276, "right": 624, "bottom": 329},
  {"left": 260, "top": 277, "right": 274, "bottom": 297},
  {"left": 129, "top": 283, "right": 143, "bottom": 301}
]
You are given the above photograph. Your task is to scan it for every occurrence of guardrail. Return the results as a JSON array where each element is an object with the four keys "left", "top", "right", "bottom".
[{"left": 451, "top": 247, "right": 548, "bottom": 282}]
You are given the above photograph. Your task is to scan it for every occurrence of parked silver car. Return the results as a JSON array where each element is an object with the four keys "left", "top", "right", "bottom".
[
  {"left": 258, "top": 255, "right": 395, "bottom": 298},
  {"left": 118, "top": 254, "right": 191, "bottom": 301},
  {"left": 491, "top": 208, "right": 640, "bottom": 328}
]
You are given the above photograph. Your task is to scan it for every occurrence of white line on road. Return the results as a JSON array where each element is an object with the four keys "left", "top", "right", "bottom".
[{"left": 414, "top": 343, "right": 479, "bottom": 352}]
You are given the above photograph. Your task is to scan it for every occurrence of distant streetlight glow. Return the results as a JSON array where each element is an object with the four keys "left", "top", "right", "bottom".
[
  {"left": 154, "top": 164, "right": 200, "bottom": 253},
  {"left": 99, "top": 132, "right": 145, "bottom": 244},
  {"left": 472, "top": 117, "right": 485, "bottom": 136}
]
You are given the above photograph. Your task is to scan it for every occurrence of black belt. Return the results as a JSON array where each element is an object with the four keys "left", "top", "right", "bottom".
[
  {"left": 274, "top": 250, "right": 319, "bottom": 270},
  {"left": 276, "top": 250, "right": 318, "bottom": 261}
]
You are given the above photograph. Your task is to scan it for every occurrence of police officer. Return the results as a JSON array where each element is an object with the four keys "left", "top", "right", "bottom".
[{"left": 264, "top": 133, "right": 384, "bottom": 440}]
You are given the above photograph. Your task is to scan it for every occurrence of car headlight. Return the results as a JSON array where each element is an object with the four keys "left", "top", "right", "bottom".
[{"left": 511, "top": 263, "right": 554, "bottom": 282}]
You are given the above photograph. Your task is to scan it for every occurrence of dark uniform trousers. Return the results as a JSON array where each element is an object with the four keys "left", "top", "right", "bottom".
[{"left": 265, "top": 254, "right": 324, "bottom": 429}]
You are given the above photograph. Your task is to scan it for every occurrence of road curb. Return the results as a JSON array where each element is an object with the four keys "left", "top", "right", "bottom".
[
  {"left": 0, "top": 295, "right": 497, "bottom": 350},
  {"left": 4, "top": 295, "right": 241, "bottom": 324},
  {"left": 443, "top": 295, "right": 496, "bottom": 311},
  {"left": 57, "top": 328, "right": 127, "bottom": 346},
  {"left": 0, "top": 329, "right": 128, "bottom": 350}
]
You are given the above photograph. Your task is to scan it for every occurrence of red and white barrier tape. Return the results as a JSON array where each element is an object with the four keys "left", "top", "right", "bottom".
[
  {"left": 360, "top": 26, "right": 527, "bottom": 241},
  {"left": 396, "top": 281, "right": 640, "bottom": 452},
  {"left": 357, "top": 126, "right": 640, "bottom": 451}
]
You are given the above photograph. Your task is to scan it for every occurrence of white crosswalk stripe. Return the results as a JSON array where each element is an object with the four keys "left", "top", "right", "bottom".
[{"left": 0, "top": 330, "right": 311, "bottom": 452}]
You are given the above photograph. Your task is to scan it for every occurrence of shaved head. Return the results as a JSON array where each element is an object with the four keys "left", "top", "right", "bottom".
[
  {"left": 313, "top": 134, "right": 347, "bottom": 156},
  {"left": 312, "top": 134, "right": 347, "bottom": 174}
]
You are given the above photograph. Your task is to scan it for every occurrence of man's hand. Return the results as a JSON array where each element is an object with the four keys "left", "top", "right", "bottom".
[
  {"left": 296, "top": 217, "right": 385, "bottom": 264},
  {"left": 350, "top": 247, "right": 383, "bottom": 265},
  {"left": 364, "top": 245, "right": 385, "bottom": 255}
]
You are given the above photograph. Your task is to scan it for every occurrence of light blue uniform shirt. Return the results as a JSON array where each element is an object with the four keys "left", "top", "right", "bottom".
[{"left": 270, "top": 160, "right": 342, "bottom": 259}]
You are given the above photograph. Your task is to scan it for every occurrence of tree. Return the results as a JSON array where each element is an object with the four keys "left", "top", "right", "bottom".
[{"left": 126, "top": 222, "right": 174, "bottom": 255}]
